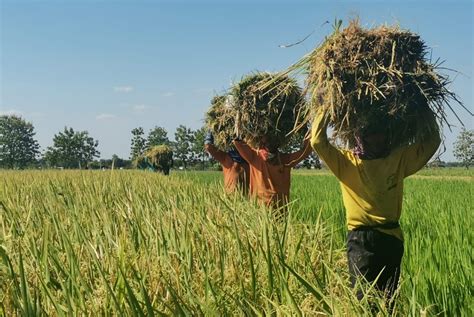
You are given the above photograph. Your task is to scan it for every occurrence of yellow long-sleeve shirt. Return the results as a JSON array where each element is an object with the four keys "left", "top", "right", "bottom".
[{"left": 311, "top": 111, "right": 441, "bottom": 241}]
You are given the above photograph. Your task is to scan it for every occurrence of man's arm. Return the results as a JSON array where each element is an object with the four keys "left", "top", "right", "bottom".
[
  {"left": 204, "top": 131, "right": 229, "bottom": 165},
  {"left": 233, "top": 140, "right": 258, "bottom": 164},
  {"left": 205, "top": 143, "right": 228, "bottom": 165},
  {"left": 284, "top": 136, "right": 313, "bottom": 167},
  {"left": 310, "top": 110, "right": 349, "bottom": 179},
  {"left": 403, "top": 111, "right": 441, "bottom": 177}
]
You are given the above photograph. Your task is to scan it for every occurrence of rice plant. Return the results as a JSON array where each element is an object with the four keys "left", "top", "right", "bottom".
[{"left": 0, "top": 169, "right": 471, "bottom": 316}]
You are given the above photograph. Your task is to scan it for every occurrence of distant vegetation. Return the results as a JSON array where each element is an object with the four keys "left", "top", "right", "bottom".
[{"left": 0, "top": 115, "right": 324, "bottom": 170}]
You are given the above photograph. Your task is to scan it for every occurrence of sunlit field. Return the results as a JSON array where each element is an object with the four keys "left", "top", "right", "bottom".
[{"left": 1, "top": 169, "right": 472, "bottom": 316}]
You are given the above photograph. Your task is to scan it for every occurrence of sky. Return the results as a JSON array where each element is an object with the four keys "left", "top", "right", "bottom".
[{"left": 1, "top": 0, "right": 473, "bottom": 161}]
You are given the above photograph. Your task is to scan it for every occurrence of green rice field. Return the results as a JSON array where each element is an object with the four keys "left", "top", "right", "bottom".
[{"left": 1, "top": 169, "right": 472, "bottom": 316}]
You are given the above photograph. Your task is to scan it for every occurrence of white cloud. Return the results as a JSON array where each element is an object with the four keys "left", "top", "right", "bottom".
[
  {"left": 131, "top": 104, "right": 149, "bottom": 113},
  {"left": 0, "top": 109, "right": 24, "bottom": 116},
  {"left": 162, "top": 92, "right": 175, "bottom": 97},
  {"left": 114, "top": 86, "right": 134, "bottom": 93},
  {"left": 96, "top": 113, "right": 117, "bottom": 120}
]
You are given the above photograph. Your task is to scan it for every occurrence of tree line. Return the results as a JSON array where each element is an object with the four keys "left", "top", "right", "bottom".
[
  {"left": 1, "top": 114, "right": 472, "bottom": 169},
  {"left": 0, "top": 115, "right": 226, "bottom": 170},
  {"left": 130, "top": 125, "right": 210, "bottom": 169}
]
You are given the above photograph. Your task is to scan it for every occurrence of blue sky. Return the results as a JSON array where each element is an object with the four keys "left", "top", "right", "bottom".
[{"left": 1, "top": 0, "right": 472, "bottom": 161}]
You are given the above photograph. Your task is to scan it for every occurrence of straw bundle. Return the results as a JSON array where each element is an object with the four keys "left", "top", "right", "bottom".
[
  {"left": 205, "top": 73, "right": 305, "bottom": 150},
  {"left": 146, "top": 145, "right": 173, "bottom": 168},
  {"left": 230, "top": 72, "right": 305, "bottom": 149},
  {"left": 205, "top": 95, "right": 236, "bottom": 151},
  {"left": 135, "top": 145, "right": 173, "bottom": 173},
  {"left": 304, "top": 20, "right": 465, "bottom": 148}
]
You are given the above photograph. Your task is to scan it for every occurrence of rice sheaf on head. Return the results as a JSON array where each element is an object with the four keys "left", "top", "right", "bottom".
[
  {"left": 206, "top": 72, "right": 306, "bottom": 151},
  {"left": 306, "top": 20, "right": 458, "bottom": 149},
  {"left": 233, "top": 72, "right": 305, "bottom": 149},
  {"left": 146, "top": 145, "right": 173, "bottom": 167},
  {"left": 134, "top": 145, "right": 173, "bottom": 170},
  {"left": 205, "top": 95, "right": 236, "bottom": 151}
]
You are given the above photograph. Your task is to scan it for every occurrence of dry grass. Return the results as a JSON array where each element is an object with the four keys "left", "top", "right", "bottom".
[
  {"left": 205, "top": 95, "right": 236, "bottom": 151},
  {"left": 270, "top": 20, "right": 469, "bottom": 149},
  {"left": 134, "top": 145, "right": 173, "bottom": 170},
  {"left": 206, "top": 72, "right": 306, "bottom": 150}
]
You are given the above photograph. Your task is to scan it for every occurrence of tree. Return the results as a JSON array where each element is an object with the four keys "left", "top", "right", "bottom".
[
  {"left": 147, "top": 126, "right": 170, "bottom": 148},
  {"left": 44, "top": 127, "right": 100, "bottom": 168},
  {"left": 0, "top": 115, "right": 40, "bottom": 168},
  {"left": 87, "top": 154, "right": 131, "bottom": 169},
  {"left": 87, "top": 155, "right": 131, "bottom": 170},
  {"left": 130, "top": 127, "right": 146, "bottom": 160},
  {"left": 453, "top": 127, "right": 474, "bottom": 169},
  {"left": 111, "top": 154, "right": 132, "bottom": 169},
  {"left": 300, "top": 153, "right": 322, "bottom": 169},
  {"left": 281, "top": 131, "right": 306, "bottom": 153},
  {"left": 191, "top": 127, "right": 207, "bottom": 169},
  {"left": 173, "top": 125, "right": 194, "bottom": 169}
]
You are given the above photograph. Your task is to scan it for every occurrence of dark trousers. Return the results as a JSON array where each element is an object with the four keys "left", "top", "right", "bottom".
[{"left": 347, "top": 228, "right": 404, "bottom": 304}]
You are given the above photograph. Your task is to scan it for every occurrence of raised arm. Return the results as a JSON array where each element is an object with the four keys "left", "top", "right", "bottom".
[
  {"left": 403, "top": 111, "right": 441, "bottom": 177},
  {"left": 284, "top": 136, "right": 313, "bottom": 167},
  {"left": 310, "top": 110, "right": 348, "bottom": 179},
  {"left": 204, "top": 131, "right": 228, "bottom": 164},
  {"left": 233, "top": 140, "right": 258, "bottom": 164},
  {"left": 205, "top": 143, "right": 228, "bottom": 165}
]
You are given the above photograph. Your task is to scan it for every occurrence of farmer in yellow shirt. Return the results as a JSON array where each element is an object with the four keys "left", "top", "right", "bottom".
[{"left": 311, "top": 110, "right": 441, "bottom": 306}]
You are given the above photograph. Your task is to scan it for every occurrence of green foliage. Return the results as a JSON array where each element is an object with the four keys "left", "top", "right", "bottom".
[
  {"left": 0, "top": 170, "right": 471, "bottom": 315},
  {"left": 88, "top": 155, "right": 132, "bottom": 170},
  {"left": 415, "top": 166, "right": 474, "bottom": 177},
  {"left": 146, "top": 126, "right": 170, "bottom": 148},
  {"left": 0, "top": 115, "right": 40, "bottom": 168},
  {"left": 130, "top": 127, "right": 147, "bottom": 160},
  {"left": 173, "top": 125, "right": 194, "bottom": 168},
  {"left": 131, "top": 125, "right": 213, "bottom": 170},
  {"left": 44, "top": 127, "right": 99, "bottom": 169},
  {"left": 281, "top": 132, "right": 321, "bottom": 169},
  {"left": 111, "top": 154, "right": 132, "bottom": 169},
  {"left": 453, "top": 127, "right": 474, "bottom": 168},
  {"left": 192, "top": 127, "right": 207, "bottom": 169}
]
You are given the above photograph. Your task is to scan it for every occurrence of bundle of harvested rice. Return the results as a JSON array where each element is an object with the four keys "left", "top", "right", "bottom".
[
  {"left": 205, "top": 95, "right": 236, "bottom": 151},
  {"left": 134, "top": 145, "right": 173, "bottom": 174},
  {"left": 310, "top": 20, "right": 471, "bottom": 147},
  {"left": 281, "top": 20, "right": 468, "bottom": 148},
  {"left": 146, "top": 145, "right": 173, "bottom": 168},
  {"left": 230, "top": 72, "right": 305, "bottom": 149},
  {"left": 134, "top": 155, "right": 150, "bottom": 170}
]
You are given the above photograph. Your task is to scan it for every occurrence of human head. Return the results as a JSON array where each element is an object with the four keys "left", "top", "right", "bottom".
[
  {"left": 354, "top": 126, "right": 389, "bottom": 159},
  {"left": 258, "top": 136, "right": 280, "bottom": 162},
  {"left": 260, "top": 135, "right": 278, "bottom": 153}
]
